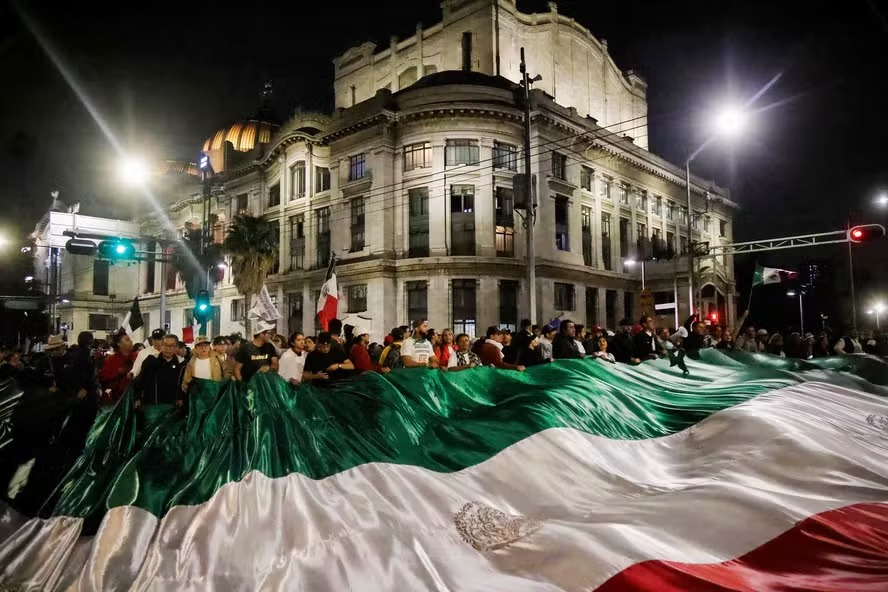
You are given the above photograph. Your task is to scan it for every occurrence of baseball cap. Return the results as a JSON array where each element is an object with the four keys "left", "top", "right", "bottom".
[{"left": 151, "top": 329, "right": 166, "bottom": 340}]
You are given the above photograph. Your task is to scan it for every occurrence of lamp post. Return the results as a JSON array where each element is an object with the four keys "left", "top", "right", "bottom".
[
  {"left": 684, "top": 105, "right": 747, "bottom": 317},
  {"left": 786, "top": 289, "right": 805, "bottom": 335},
  {"left": 624, "top": 258, "right": 645, "bottom": 290},
  {"left": 867, "top": 302, "right": 885, "bottom": 329}
]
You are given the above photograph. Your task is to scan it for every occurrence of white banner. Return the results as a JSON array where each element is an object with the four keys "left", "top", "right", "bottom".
[{"left": 249, "top": 284, "right": 281, "bottom": 322}]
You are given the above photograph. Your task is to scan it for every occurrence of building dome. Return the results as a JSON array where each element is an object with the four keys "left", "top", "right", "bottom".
[{"left": 202, "top": 119, "right": 279, "bottom": 153}]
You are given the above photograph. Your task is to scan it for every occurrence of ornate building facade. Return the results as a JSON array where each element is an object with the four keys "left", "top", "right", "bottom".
[{"left": 41, "top": 0, "right": 736, "bottom": 341}]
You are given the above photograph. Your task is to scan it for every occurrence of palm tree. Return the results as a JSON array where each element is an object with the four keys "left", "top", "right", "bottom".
[{"left": 223, "top": 214, "right": 277, "bottom": 335}]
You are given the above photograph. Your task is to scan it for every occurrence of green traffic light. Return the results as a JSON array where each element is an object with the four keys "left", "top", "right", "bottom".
[{"left": 115, "top": 244, "right": 127, "bottom": 254}]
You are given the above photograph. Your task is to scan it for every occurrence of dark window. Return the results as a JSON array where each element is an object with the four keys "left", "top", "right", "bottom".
[
  {"left": 234, "top": 193, "right": 249, "bottom": 216},
  {"left": 666, "top": 231, "right": 675, "bottom": 255},
  {"left": 580, "top": 166, "right": 593, "bottom": 191},
  {"left": 461, "top": 31, "right": 472, "bottom": 72},
  {"left": 290, "top": 215, "right": 305, "bottom": 271},
  {"left": 551, "top": 151, "right": 567, "bottom": 181},
  {"left": 624, "top": 291, "right": 634, "bottom": 322},
  {"left": 719, "top": 219, "right": 728, "bottom": 237},
  {"left": 554, "top": 282, "right": 575, "bottom": 311},
  {"left": 586, "top": 287, "right": 598, "bottom": 327},
  {"left": 291, "top": 162, "right": 306, "bottom": 199},
  {"left": 652, "top": 195, "right": 662, "bottom": 216},
  {"left": 495, "top": 187, "right": 514, "bottom": 257},
  {"left": 606, "top": 290, "right": 617, "bottom": 329},
  {"left": 88, "top": 313, "right": 117, "bottom": 331},
  {"left": 349, "top": 153, "right": 366, "bottom": 181},
  {"left": 581, "top": 206, "right": 593, "bottom": 266},
  {"left": 165, "top": 246, "right": 176, "bottom": 290},
  {"left": 145, "top": 240, "right": 156, "bottom": 293},
  {"left": 680, "top": 235, "right": 688, "bottom": 255},
  {"left": 315, "top": 166, "right": 331, "bottom": 192},
  {"left": 404, "top": 142, "right": 432, "bottom": 171},
  {"left": 601, "top": 213, "right": 612, "bottom": 271},
  {"left": 268, "top": 183, "right": 281, "bottom": 208},
  {"left": 93, "top": 260, "right": 109, "bottom": 296},
  {"left": 406, "top": 281, "right": 428, "bottom": 323},
  {"left": 452, "top": 279, "right": 477, "bottom": 337},
  {"left": 555, "top": 195, "right": 570, "bottom": 251},
  {"left": 445, "top": 139, "right": 479, "bottom": 166},
  {"left": 636, "top": 190, "right": 648, "bottom": 211},
  {"left": 289, "top": 292, "right": 303, "bottom": 331},
  {"left": 450, "top": 185, "right": 475, "bottom": 256},
  {"left": 499, "top": 280, "right": 519, "bottom": 331},
  {"left": 493, "top": 142, "right": 518, "bottom": 170},
  {"left": 317, "top": 207, "right": 331, "bottom": 268},
  {"left": 619, "top": 217, "right": 630, "bottom": 259},
  {"left": 600, "top": 177, "right": 612, "bottom": 200},
  {"left": 351, "top": 197, "right": 366, "bottom": 251},
  {"left": 408, "top": 187, "right": 430, "bottom": 257},
  {"left": 230, "top": 299, "right": 244, "bottom": 322},
  {"left": 666, "top": 201, "right": 674, "bottom": 220},
  {"left": 619, "top": 184, "right": 630, "bottom": 206},
  {"left": 348, "top": 284, "right": 367, "bottom": 313}
]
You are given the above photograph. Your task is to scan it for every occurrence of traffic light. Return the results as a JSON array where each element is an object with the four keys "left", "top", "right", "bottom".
[
  {"left": 65, "top": 238, "right": 97, "bottom": 256},
  {"left": 848, "top": 224, "right": 885, "bottom": 243},
  {"left": 96, "top": 238, "right": 137, "bottom": 261},
  {"left": 710, "top": 311, "right": 719, "bottom": 324},
  {"left": 193, "top": 290, "right": 211, "bottom": 324}
]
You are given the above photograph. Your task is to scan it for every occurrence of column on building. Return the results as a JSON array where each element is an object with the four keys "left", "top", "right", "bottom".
[
  {"left": 595, "top": 287, "right": 607, "bottom": 328},
  {"left": 477, "top": 276, "right": 498, "bottom": 330},
  {"left": 476, "top": 138, "right": 496, "bottom": 257},
  {"left": 371, "top": 142, "right": 395, "bottom": 256},
  {"left": 429, "top": 142, "right": 448, "bottom": 257},
  {"left": 591, "top": 172, "right": 604, "bottom": 270}
]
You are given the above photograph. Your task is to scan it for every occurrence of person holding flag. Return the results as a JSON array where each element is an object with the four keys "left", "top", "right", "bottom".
[{"left": 317, "top": 254, "right": 338, "bottom": 331}]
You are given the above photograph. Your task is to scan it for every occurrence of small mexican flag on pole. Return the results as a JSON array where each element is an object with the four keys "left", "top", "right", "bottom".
[{"left": 752, "top": 264, "right": 798, "bottom": 286}]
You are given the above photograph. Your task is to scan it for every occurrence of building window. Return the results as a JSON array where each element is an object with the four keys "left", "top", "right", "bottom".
[
  {"left": 586, "top": 287, "right": 598, "bottom": 327},
  {"left": 348, "top": 153, "right": 367, "bottom": 181},
  {"left": 719, "top": 219, "right": 728, "bottom": 237},
  {"left": 88, "top": 313, "right": 117, "bottom": 332},
  {"left": 601, "top": 212, "right": 612, "bottom": 271},
  {"left": 580, "top": 166, "right": 593, "bottom": 191},
  {"left": 554, "top": 282, "right": 575, "bottom": 311},
  {"left": 554, "top": 195, "right": 570, "bottom": 251},
  {"left": 652, "top": 195, "right": 662, "bottom": 217},
  {"left": 406, "top": 281, "right": 428, "bottom": 324},
  {"left": 666, "top": 201, "right": 674, "bottom": 220},
  {"left": 290, "top": 214, "right": 305, "bottom": 271},
  {"left": 637, "top": 190, "right": 648, "bottom": 212},
  {"left": 350, "top": 197, "right": 366, "bottom": 252},
  {"left": 315, "top": 166, "right": 331, "bottom": 192},
  {"left": 619, "top": 217, "right": 630, "bottom": 259},
  {"left": 450, "top": 185, "right": 476, "bottom": 256},
  {"left": 600, "top": 177, "right": 612, "bottom": 200},
  {"left": 404, "top": 142, "right": 432, "bottom": 171},
  {"left": 495, "top": 187, "right": 514, "bottom": 257},
  {"left": 230, "top": 298, "right": 245, "bottom": 322},
  {"left": 623, "top": 291, "right": 634, "bottom": 323},
  {"left": 452, "top": 279, "right": 477, "bottom": 337},
  {"left": 619, "top": 184, "right": 630, "bottom": 206},
  {"left": 408, "top": 187, "right": 429, "bottom": 257},
  {"left": 348, "top": 284, "right": 367, "bottom": 313},
  {"left": 145, "top": 240, "right": 156, "bottom": 293},
  {"left": 606, "top": 290, "right": 617, "bottom": 329},
  {"left": 581, "top": 206, "right": 593, "bottom": 266},
  {"left": 666, "top": 231, "right": 675, "bottom": 257},
  {"left": 289, "top": 292, "right": 303, "bottom": 331},
  {"left": 268, "top": 183, "right": 281, "bottom": 208},
  {"left": 703, "top": 216, "right": 710, "bottom": 232},
  {"left": 680, "top": 235, "right": 688, "bottom": 255},
  {"left": 493, "top": 142, "right": 518, "bottom": 170},
  {"left": 290, "top": 161, "right": 306, "bottom": 199},
  {"left": 499, "top": 280, "right": 519, "bottom": 331},
  {"left": 93, "top": 260, "right": 109, "bottom": 296},
  {"left": 461, "top": 31, "right": 473, "bottom": 71},
  {"left": 678, "top": 205, "right": 688, "bottom": 224},
  {"left": 445, "top": 139, "right": 479, "bottom": 166},
  {"left": 233, "top": 193, "right": 249, "bottom": 217},
  {"left": 316, "top": 207, "right": 331, "bottom": 268},
  {"left": 551, "top": 151, "right": 567, "bottom": 181},
  {"left": 165, "top": 246, "right": 176, "bottom": 290}
]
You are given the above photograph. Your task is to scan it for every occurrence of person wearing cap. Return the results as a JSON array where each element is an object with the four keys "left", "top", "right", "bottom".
[
  {"left": 305, "top": 331, "right": 355, "bottom": 382},
  {"left": 132, "top": 328, "right": 165, "bottom": 378},
  {"left": 182, "top": 336, "right": 224, "bottom": 392},
  {"left": 401, "top": 320, "right": 438, "bottom": 368},
  {"left": 234, "top": 328, "right": 279, "bottom": 382}
]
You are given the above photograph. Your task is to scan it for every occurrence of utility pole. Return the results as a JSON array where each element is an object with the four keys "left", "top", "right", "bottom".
[
  {"left": 684, "top": 160, "right": 695, "bottom": 316},
  {"left": 520, "top": 47, "right": 536, "bottom": 325}
]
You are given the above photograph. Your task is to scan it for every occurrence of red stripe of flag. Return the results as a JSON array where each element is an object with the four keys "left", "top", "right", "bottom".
[{"left": 595, "top": 502, "right": 888, "bottom": 591}]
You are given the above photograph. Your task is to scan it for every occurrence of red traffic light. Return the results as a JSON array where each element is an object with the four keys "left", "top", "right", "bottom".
[
  {"left": 709, "top": 312, "right": 719, "bottom": 323},
  {"left": 848, "top": 224, "right": 886, "bottom": 243}
]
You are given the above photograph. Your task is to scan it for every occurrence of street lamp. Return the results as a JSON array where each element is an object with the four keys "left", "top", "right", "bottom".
[
  {"left": 847, "top": 193, "right": 888, "bottom": 334},
  {"left": 685, "top": 104, "right": 749, "bottom": 316},
  {"left": 786, "top": 289, "right": 805, "bottom": 335},
  {"left": 876, "top": 193, "right": 888, "bottom": 208},
  {"left": 623, "top": 257, "right": 645, "bottom": 290},
  {"left": 118, "top": 156, "right": 149, "bottom": 185}
]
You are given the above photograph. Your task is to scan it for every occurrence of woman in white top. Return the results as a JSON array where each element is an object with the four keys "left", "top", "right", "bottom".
[
  {"left": 278, "top": 332, "right": 308, "bottom": 385},
  {"left": 591, "top": 335, "right": 616, "bottom": 363}
]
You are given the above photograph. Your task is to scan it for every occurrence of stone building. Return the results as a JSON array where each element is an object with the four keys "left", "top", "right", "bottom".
[{"left": 38, "top": 0, "right": 737, "bottom": 342}]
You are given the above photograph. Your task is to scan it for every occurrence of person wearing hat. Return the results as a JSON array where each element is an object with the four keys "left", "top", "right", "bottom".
[
  {"left": 182, "top": 336, "right": 224, "bottom": 392},
  {"left": 234, "top": 325, "right": 279, "bottom": 382},
  {"left": 132, "top": 328, "right": 166, "bottom": 378}
]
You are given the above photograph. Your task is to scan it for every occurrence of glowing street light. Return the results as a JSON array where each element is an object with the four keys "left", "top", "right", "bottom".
[
  {"left": 876, "top": 193, "right": 888, "bottom": 208},
  {"left": 118, "top": 156, "right": 150, "bottom": 185},
  {"left": 867, "top": 302, "right": 885, "bottom": 329},
  {"left": 712, "top": 105, "right": 748, "bottom": 138}
]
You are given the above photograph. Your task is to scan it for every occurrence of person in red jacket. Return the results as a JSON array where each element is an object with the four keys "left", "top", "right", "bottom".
[
  {"left": 99, "top": 331, "right": 138, "bottom": 404},
  {"left": 475, "top": 326, "right": 525, "bottom": 372},
  {"left": 349, "top": 330, "right": 374, "bottom": 373}
]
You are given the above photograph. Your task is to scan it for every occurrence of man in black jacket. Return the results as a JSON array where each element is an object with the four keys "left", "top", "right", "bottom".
[
  {"left": 610, "top": 319, "right": 639, "bottom": 364},
  {"left": 552, "top": 319, "right": 582, "bottom": 359},
  {"left": 135, "top": 334, "right": 186, "bottom": 409},
  {"left": 633, "top": 315, "right": 659, "bottom": 361}
]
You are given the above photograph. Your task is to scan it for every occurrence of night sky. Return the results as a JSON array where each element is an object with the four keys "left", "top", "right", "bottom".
[{"left": 1, "top": 0, "right": 887, "bottom": 328}]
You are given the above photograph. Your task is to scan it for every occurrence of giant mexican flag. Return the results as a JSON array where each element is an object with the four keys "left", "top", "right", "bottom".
[{"left": 2, "top": 350, "right": 888, "bottom": 590}]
